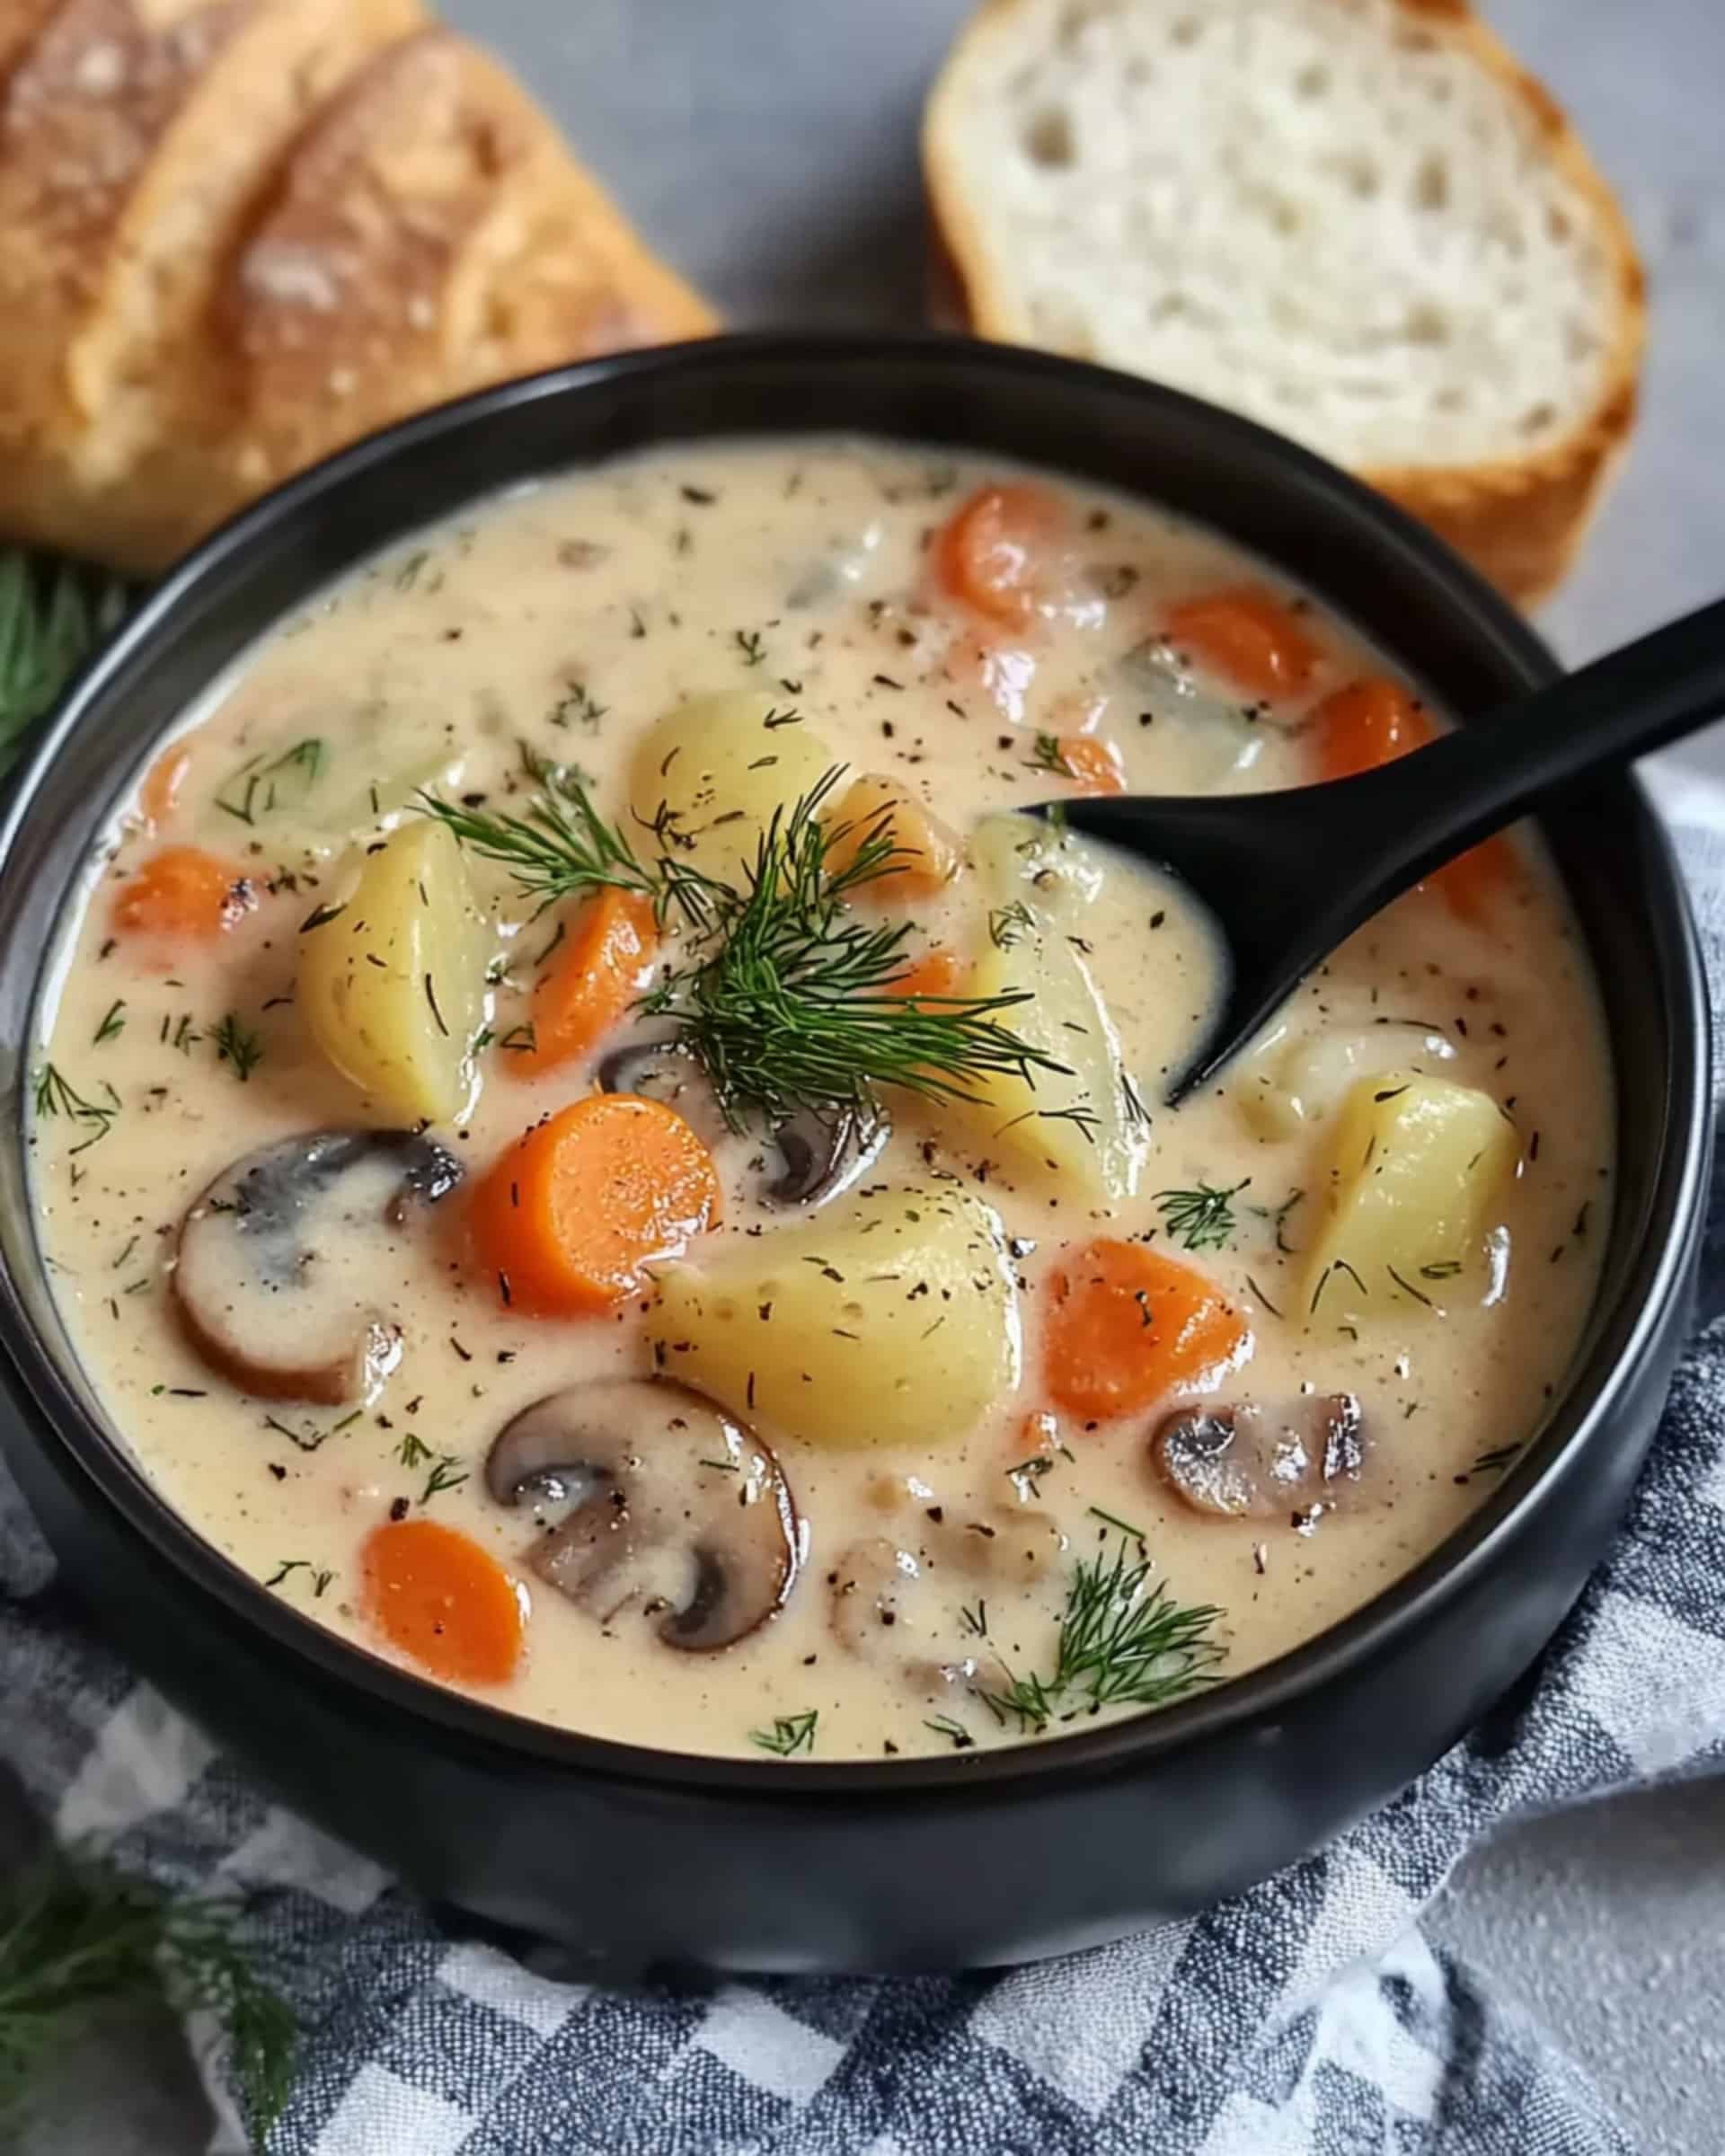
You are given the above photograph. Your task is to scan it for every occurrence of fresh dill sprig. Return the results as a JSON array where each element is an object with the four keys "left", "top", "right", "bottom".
[
  {"left": 0, "top": 1850, "right": 295, "bottom": 2139},
  {"left": 419, "top": 1454, "right": 469, "bottom": 1505},
  {"left": 748, "top": 1710, "right": 818, "bottom": 1757},
  {"left": 1155, "top": 1178, "right": 1250, "bottom": 1253},
  {"left": 0, "top": 552, "right": 128, "bottom": 773},
  {"left": 641, "top": 773, "right": 1067, "bottom": 1126},
  {"left": 214, "top": 738, "right": 324, "bottom": 826},
  {"left": 988, "top": 899, "right": 1035, "bottom": 950},
  {"left": 978, "top": 1534, "right": 1224, "bottom": 1733},
  {"left": 92, "top": 1000, "right": 126, "bottom": 1046},
  {"left": 1024, "top": 731, "right": 1075, "bottom": 778},
  {"left": 212, "top": 1014, "right": 263, "bottom": 1082},
  {"left": 32, "top": 1065, "right": 119, "bottom": 1153},
  {"left": 416, "top": 752, "right": 661, "bottom": 915},
  {"left": 395, "top": 1433, "right": 432, "bottom": 1469}
]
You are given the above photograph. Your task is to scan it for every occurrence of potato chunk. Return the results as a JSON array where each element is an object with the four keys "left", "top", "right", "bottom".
[
  {"left": 1236, "top": 1020, "right": 1456, "bottom": 1139},
  {"left": 298, "top": 821, "right": 487, "bottom": 1124},
  {"left": 629, "top": 692, "right": 836, "bottom": 881},
  {"left": 1302, "top": 1074, "right": 1520, "bottom": 1318},
  {"left": 824, "top": 773, "right": 964, "bottom": 896},
  {"left": 940, "top": 818, "right": 1144, "bottom": 1205},
  {"left": 650, "top": 1185, "right": 1020, "bottom": 1448}
]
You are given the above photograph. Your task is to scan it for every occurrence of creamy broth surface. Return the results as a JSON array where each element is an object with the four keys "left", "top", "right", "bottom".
[{"left": 34, "top": 439, "right": 1614, "bottom": 1760}]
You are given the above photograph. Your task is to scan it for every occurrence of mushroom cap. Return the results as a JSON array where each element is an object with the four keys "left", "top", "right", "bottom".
[
  {"left": 1152, "top": 1393, "right": 1368, "bottom": 1520},
  {"left": 487, "top": 1378, "right": 800, "bottom": 1652},
  {"left": 172, "top": 1129, "right": 462, "bottom": 1404}
]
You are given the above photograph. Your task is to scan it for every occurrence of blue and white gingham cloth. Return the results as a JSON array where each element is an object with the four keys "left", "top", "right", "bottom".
[{"left": 5, "top": 822, "right": 1725, "bottom": 2156}]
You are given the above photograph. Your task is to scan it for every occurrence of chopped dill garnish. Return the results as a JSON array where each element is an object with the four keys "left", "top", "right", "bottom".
[
  {"left": 735, "top": 628, "right": 767, "bottom": 667},
  {"left": 419, "top": 1455, "right": 469, "bottom": 1505},
  {"left": 924, "top": 1714, "right": 975, "bottom": 1751},
  {"left": 1025, "top": 731, "right": 1075, "bottom": 777},
  {"left": 212, "top": 1014, "right": 263, "bottom": 1082},
  {"left": 32, "top": 1065, "right": 118, "bottom": 1153},
  {"left": 988, "top": 899, "right": 1035, "bottom": 950},
  {"left": 215, "top": 738, "right": 324, "bottom": 826},
  {"left": 977, "top": 1534, "right": 1223, "bottom": 1732},
  {"left": 395, "top": 1433, "right": 432, "bottom": 1469},
  {"left": 748, "top": 1710, "right": 818, "bottom": 1757},
  {"left": 1155, "top": 1178, "right": 1249, "bottom": 1252},
  {"left": 549, "top": 682, "right": 607, "bottom": 730},
  {"left": 1250, "top": 1186, "right": 1305, "bottom": 1253},
  {"left": 93, "top": 999, "right": 126, "bottom": 1045},
  {"left": 0, "top": 1849, "right": 295, "bottom": 2135},
  {"left": 1468, "top": 1443, "right": 1523, "bottom": 1478}
]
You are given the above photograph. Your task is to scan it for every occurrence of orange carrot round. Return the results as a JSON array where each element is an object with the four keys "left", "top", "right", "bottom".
[
  {"left": 473, "top": 1093, "right": 721, "bottom": 1315},
  {"left": 1314, "top": 676, "right": 1518, "bottom": 922},
  {"left": 934, "top": 484, "right": 1066, "bottom": 629},
  {"left": 1044, "top": 1239, "right": 1252, "bottom": 1420},
  {"left": 111, "top": 845, "right": 254, "bottom": 940},
  {"left": 1055, "top": 735, "right": 1126, "bottom": 794},
  {"left": 513, "top": 888, "right": 658, "bottom": 1075},
  {"left": 361, "top": 1517, "right": 525, "bottom": 1684},
  {"left": 1314, "top": 676, "right": 1429, "bottom": 781},
  {"left": 1165, "top": 588, "right": 1320, "bottom": 700}
]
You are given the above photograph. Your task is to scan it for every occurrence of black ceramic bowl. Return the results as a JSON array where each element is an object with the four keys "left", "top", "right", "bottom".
[{"left": 0, "top": 337, "right": 1709, "bottom": 1975}]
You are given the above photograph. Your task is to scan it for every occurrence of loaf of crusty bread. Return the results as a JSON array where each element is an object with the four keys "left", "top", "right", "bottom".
[
  {"left": 0, "top": 4, "right": 716, "bottom": 572},
  {"left": 924, "top": 0, "right": 1644, "bottom": 605}
]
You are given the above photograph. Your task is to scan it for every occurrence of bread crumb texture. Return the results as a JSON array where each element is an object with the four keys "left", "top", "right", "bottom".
[{"left": 927, "top": 0, "right": 1641, "bottom": 485}]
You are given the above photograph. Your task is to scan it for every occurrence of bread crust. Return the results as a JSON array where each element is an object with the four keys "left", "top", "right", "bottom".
[
  {"left": 924, "top": 0, "right": 1645, "bottom": 606},
  {"left": 0, "top": 9, "right": 716, "bottom": 572}
]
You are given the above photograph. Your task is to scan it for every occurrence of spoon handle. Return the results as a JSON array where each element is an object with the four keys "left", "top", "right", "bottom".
[{"left": 1353, "top": 596, "right": 1725, "bottom": 891}]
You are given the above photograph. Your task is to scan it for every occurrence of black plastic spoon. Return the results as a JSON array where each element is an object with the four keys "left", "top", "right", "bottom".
[{"left": 1039, "top": 596, "right": 1725, "bottom": 1103}]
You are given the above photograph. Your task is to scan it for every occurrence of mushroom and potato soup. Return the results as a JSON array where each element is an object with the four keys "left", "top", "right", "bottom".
[{"left": 33, "top": 440, "right": 1614, "bottom": 1761}]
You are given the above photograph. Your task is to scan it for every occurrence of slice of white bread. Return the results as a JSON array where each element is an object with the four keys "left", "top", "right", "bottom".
[
  {"left": 924, "top": 0, "right": 1645, "bottom": 605},
  {"left": 0, "top": 7, "right": 716, "bottom": 572}
]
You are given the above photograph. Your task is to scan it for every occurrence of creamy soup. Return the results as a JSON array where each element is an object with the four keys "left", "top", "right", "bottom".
[{"left": 32, "top": 440, "right": 1614, "bottom": 1761}]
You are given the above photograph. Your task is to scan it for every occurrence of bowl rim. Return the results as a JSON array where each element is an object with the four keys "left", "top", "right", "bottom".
[{"left": 0, "top": 330, "right": 1709, "bottom": 1802}]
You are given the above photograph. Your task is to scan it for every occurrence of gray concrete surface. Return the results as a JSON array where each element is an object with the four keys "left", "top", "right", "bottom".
[{"left": 9, "top": 2, "right": 1725, "bottom": 2149}]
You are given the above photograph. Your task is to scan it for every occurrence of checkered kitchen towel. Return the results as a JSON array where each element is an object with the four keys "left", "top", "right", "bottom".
[{"left": 4, "top": 822, "right": 1725, "bottom": 2156}]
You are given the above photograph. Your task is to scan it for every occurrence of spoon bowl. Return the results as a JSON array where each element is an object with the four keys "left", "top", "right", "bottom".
[{"left": 1044, "top": 595, "right": 1725, "bottom": 1100}]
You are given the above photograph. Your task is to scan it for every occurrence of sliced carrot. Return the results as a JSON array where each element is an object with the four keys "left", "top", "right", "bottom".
[
  {"left": 1165, "top": 587, "right": 1320, "bottom": 700},
  {"left": 111, "top": 845, "right": 255, "bottom": 940},
  {"left": 1314, "top": 676, "right": 1518, "bottom": 923},
  {"left": 1044, "top": 1239, "right": 1252, "bottom": 1421},
  {"left": 513, "top": 888, "right": 658, "bottom": 1075},
  {"left": 934, "top": 483, "right": 1066, "bottom": 629},
  {"left": 473, "top": 1093, "right": 721, "bottom": 1315},
  {"left": 889, "top": 946, "right": 961, "bottom": 1003},
  {"left": 138, "top": 743, "right": 191, "bottom": 830},
  {"left": 360, "top": 1517, "right": 525, "bottom": 1685},
  {"left": 1054, "top": 735, "right": 1126, "bottom": 795},
  {"left": 1314, "top": 676, "right": 1429, "bottom": 782}
]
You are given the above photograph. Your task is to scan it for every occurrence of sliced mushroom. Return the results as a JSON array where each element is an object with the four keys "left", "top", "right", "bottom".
[
  {"left": 765, "top": 1105, "right": 886, "bottom": 1206},
  {"left": 828, "top": 1507, "right": 1066, "bottom": 1673},
  {"left": 597, "top": 1027, "right": 885, "bottom": 1210},
  {"left": 172, "top": 1130, "right": 462, "bottom": 1404},
  {"left": 487, "top": 1379, "right": 799, "bottom": 1651},
  {"left": 1152, "top": 1393, "right": 1369, "bottom": 1520},
  {"left": 595, "top": 1029, "right": 733, "bottom": 1149}
]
